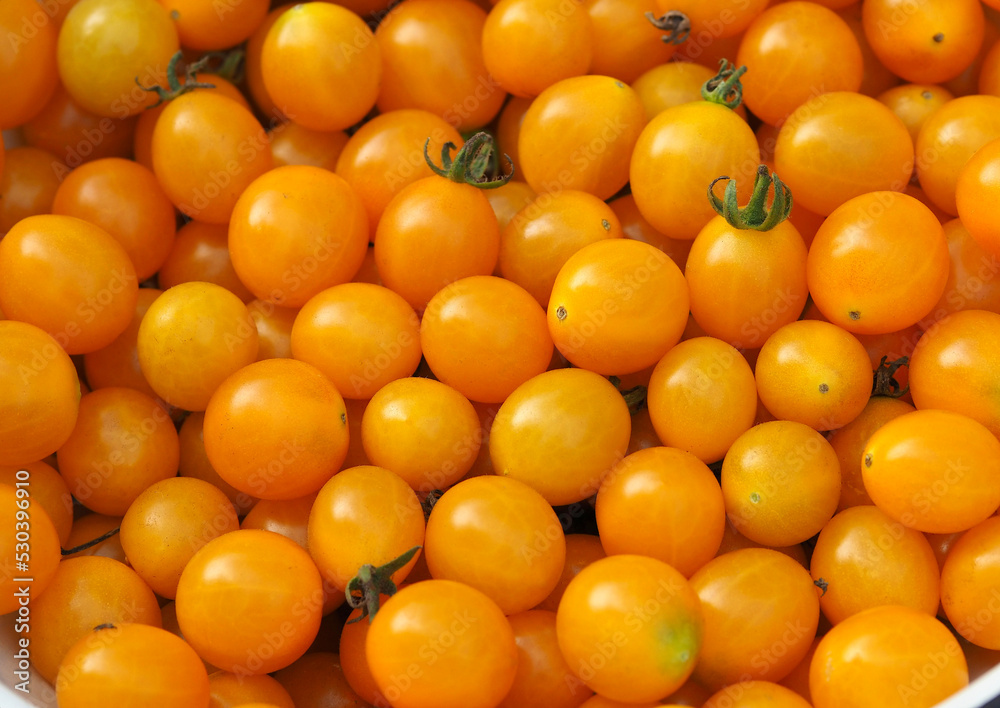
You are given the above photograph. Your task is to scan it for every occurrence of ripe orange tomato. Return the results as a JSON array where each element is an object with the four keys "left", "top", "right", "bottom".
[
  {"left": 957, "top": 137, "right": 1000, "bottom": 255},
  {"left": 557, "top": 554, "right": 703, "bottom": 703},
  {"left": 158, "top": 0, "right": 267, "bottom": 51},
  {"left": 0, "top": 147, "right": 62, "bottom": 235},
  {"left": 273, "top": 652, "right": 368, "bottom": 708},
  {"left": 919, "top": 219, "right": 1000, "bottom": 326},
  {"left": 366, "top": 580, "right": 519, "bottom": 708},
  {"left": 178, "top": 412, "right": 257, "bottom": 516},
  {"left": 500, "top": 610, "right": 592, "bottom": 708},
  {"left": 0, "top": 483, "right": 61, "bottom": 616},
  {"left": 0, "top": 320, "right": 80, "bottom": 465},
  {"left": 609, "top": 194, "right": 692, "bottom": 270},
  {"left": 631, "top": 62, "right": 715, "bottom": 123},
  {"left": 0, "top": 461, "right": 73, "bottom": 546},
  {"left": 941, "top": 516, "right": 1000, "bottom": 650},
  {"left": 655, "top": 0, "right": 768, "bottom": 38},
  {"left": 270, "top": 122, "right": 349, "bottom": 172},
  {"left": 158, "top": 221, "right": 254, "bottom": 302},
  {"left": 537, "top": 534, "right": 607, "bottom": 613},
  {"left": 203, "top": 358, "right": 349, "bottom": 500},
  {"left": 703, "top": 681, "right": 812, "bottom": 708},
  {"left": 862, "top": 409, "right": 1000, "bottom": 533},
  {"left": 877, "top": 83, "right": 954, "bottom": 142},
  {"left": 262, "top": 3, "right": 380, "bottom": 132},
  {"left": 0, "top": 0, "right": 58, "bottom": 129},
  {"left": 547, "top": 239, "right": 689, "bottom": 375},
  {"left": 207, "top": 671, "right": 295, "bottom": 708},
  {"left": 586, "top": 0, "right": 677, "bottom": 84}
]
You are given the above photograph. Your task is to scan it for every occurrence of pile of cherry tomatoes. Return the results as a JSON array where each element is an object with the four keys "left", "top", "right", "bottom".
[{"left": 3, "top": 0, "right": 1000, "bottom": 706}]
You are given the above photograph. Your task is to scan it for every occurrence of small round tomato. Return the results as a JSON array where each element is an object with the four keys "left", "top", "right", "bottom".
[
  {"left": 646, "top": 337, "right": 757, "bottom": 463},
  {"left": 755, "top": 320, "right": 872, "bottom": 431},
  {"left": 244, "top": 4, "right": 290, "bottom": 120},
  {"left": 536, "top": 534, "right": 607, "bottom": 613},
  {"left": 0, "top": 461, "right": 73, "bottom": 545},
  {"left": 942, "top": 516, "right": 1000, "bottom": 650},
  {"left": 375, "top": 0, "right": 506, "bottom": 131},
  {"left": 176, "top": 529, "right": 323, "bottom": 674},
  {"left": 486, "top": 180, "right": 537, "bottom": 231},
  {"left": 957, "top": 137, "right": 1000, "bottom": 256},
  {"left": 204, "top": 358, "right": 349, "bottom": 500},
  {"left": 915, "top": 95, "right": 1000, "bottom": 216},
  {"left": 0, "top": 214, "right": 138, "bottom": 354},
  {"left": 631, "top": 62, "right": 715, "bottom": 123},
  {"left": 862, "top": 0, "right": 984, "bottom": 84},
  {"left": 57, "top": 0, "right": 179, "bottom": 117},
  {"left": 0, "top": 0, "right": 58, "bottom": 128},
  {"left": 826, "top": 396, "right": 915, "bottom": 511},
  {"left": 52, "top": 157, "right": 176, "bottom": 280},
  {"left": 63, "top": 513, "right": 127, "bottom": 562},
  {"left": 152, "top": 91, "right": 273, "bottom": 224},
  {"left": 366, "top": 580, "right": 519, "bottom": 708},
  {"left": 521, "top": 76, "right": 646, "bottom": 200},
  {"left": 863, "top": 409, "right": 1000, "bottom": 533},
  {"left": 57, "top": 387, "right": 179, "bottom": 515},
  {"left": 178, "top": 412, "right": 257, "bottom": 515},
  {"left": 137, "top": 281, "right": 259, "bottom": 411},
  {"left": 775, "top": 93, "right": 913, "bottom": 216},
  {"left": 557, "top": 554, "right": 703, "bottom": 703},
  {"left": 0, "top": 483, "right": 61, "bottom": 615},
  {"left": 691, "top": 548, "right": 819, "bottom": 690},
  {"left": 207, "top": 672, "right": 294, "bottom": 708},
  {"left": 158, "top": 0, "right": 268, "bottom": 50},
  {"left": 655, "top": 0, "right": 768, "bottom": 38},
  {"left": 809, "top": 606, "right": 968, "bottom": 708},
  {"left": 262, "top": 3, "right": 380, "bottom": 132},
  {"left": 308, "top": 465, "right": 423, "bottom": 592},
  {"left": 421, "top": 276, "right": 554, "bottom": 403},
  {"left": 339, "top": 601, "right": 389, "bottom": 705},
  {"left": 919, "top": 219, "right": 1000, "bottom": 326},
  {"left": 426, "top": 476, "right": 565, "bottom": 614},
  {"left": 490, "top": 368, "right": 631, "bottom": 505},
  {"left": 597, "top": 447, "right": 725, "bottom": 577},
  {"left": 810, "top": 505, "right": 940, "bottom": 625},
  {"left": 56, "top": 624, "right": 209, "bottom": 708},
  {"left": 0, "top": 321, "right": 80, "bottom": 465},
  {"left": 273, "top": 652, "right": 368, "bottom": 708},
  {"left": 270, "top": 122, "right": 349, "bottom": 172},
  {"left": 361, "top": 377, "right": 480, "bottom": 492},
  {"left": 807, "top": 192, "right": 949, "bottom": 334},
  {"left": 704, "top": 681, "right": 812, "bottom": 708},
  {"left": 291, "top": 282, "right": 421, "bottom": 399},
  {"left": 158, "top": 221, "right": 254, "bottom": 302},
  {"left": 877, "top": 83, "right": 954, "bottom": 142},
  {"left": 240, "top": 493, "right": 315, "bottom": 549},
  {"left": 500, "top": 190, "right": 623, "bottom": 307},
  {"left": 120, "top": 477, "right": 239, "bottom": 599},
  {"left": 482, "top": 0, "right": 592, "bottom": 98},
  {"left": 909, "top": 310, "right": 1000, "bottom": 438},
  {"left": 737, "top": 3, "right": 862, "bottom": 126},
  {"left": 586, "top": 0, "right": 676, "bottom": 85},
  {"left": 0, "top": 147, "right": 62, "bottom": 235},
  {"left": 29, "top": 556, "right": 162, "bottom": 683},
  {"left": 610, "top": 194, "right": 692, "bottom": 269},
  {"left": 548, "top": 239, "right": 689, "bottom": 375},
  {"left": 499, "top": 610, "right": 591, "bottom": 708}
]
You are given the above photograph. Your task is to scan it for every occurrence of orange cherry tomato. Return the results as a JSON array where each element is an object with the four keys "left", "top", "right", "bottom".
[
  {"left": 915, "top": 94, "right": 1000, "bottom": 216},
  {"left": 586, "top": 0, "right": 676, "bottom": 84},
  {"left": 158, "top": 0, "right": 268, "bottom": 51},
  {"left": 807, "top": 192, "right": 949, "bottom": 334},
  {"left": 486, "top": 180, "right": 537, "bottom": 232},
  {"left": 809, "top": 606, "right": 968, "bottom": 708},
  {"left": 426, "top": 475, "right": 566, "bottom": 614},
  {"left": 810, "top": 505, "right": 940, "bottom": 625},
  {"left": 178, "top": 412, "right": 257, "bottom": 516},
  {"left": 722, "top": 421, "right": 841, "bottom": 547},
  {"left": 597, "top": 447, "right": 725, "bottom": 577},
  {"left": 491, "top": 368, "right": 631, "bottom": 505},
  {"left": 0, "top": 147, "right": 62, "bottom": 235},
  {"left": 51, "top": 157, "right": 176, "bottom": 280},
  {"left": 942, "top": 516, "right": 1000, "bottom": 649},
  {"left": 646, "top": 337, "right": 757, "bottom": 464},
  {"left": 500, "top": 610, "right": 592, "bottom": 708},
  {"left": 495, "top": 96, "right": 531, "bottom": 180},
  {"left": 482, "top": 0, "right": 592, "bottom": 98},
  {"left": 175, "top": 529, "right": 323, "bottom": 674},
  {"left": 269, "top": 122, "right": 349, "bottom": 172},
  {"left": 273, "top": 652, "right": 369, "bottom": 708},
  {"left": 240, "top": 492, "right": 315, "bottom": 549},
  {"left": 826, "top": 395, "right": 915, "bottom": 511},
  {"left": 376, "top": 0, "right": 506, "bottom": 131},
  {"left": 420, "top": 276, "right": 554, "bottom": 403},
  {"left": 655, "top": 0, "right": 768, "bottom": 39},
  {"left": 500, "top": 190, "right": 623, "bottom": 307},
  {"left": 548, "top": 239, "right": 689, "bottom": 375},
  {"left": 137, "top": 281, "right": 259, "bottom": 411},
  {"left": 0, "top": 0, "right": 58, "bottom": 128},
  {"left": 920, "top": 219, "right": 1000, "bottom": 325},
  {"left": 862, "top": 0, "right": 984, "bottom": 84},
  {"left": 714, "top": 517, "right": 809, "bottom": 568},
  {"left": 0, "top": 320, "right": 80, "bottom": 465},
  {"left": 57, "top": 387, "right": 179, "bottom": 515},
  {"left": 0, "top": 482, "right": 61, "bottom": 616},
  {"left": 877, "top": 83, "right": 954, "bottom": 142},
  {"left": 703, "top": 681, "right": 812, "bottom": 708},
  {"left": 957, "top": 136, "right": 1000, "bottom": 255},
  {"left": 520, "top": 75, "right": 646, "bottom": 200},
  {"left": 0, "top": 214, "right": 138, "bottom": 354},
  {"left": 691, "top": 548, "right": 819, "bottom": 690},
  {"left": 29, "top": 555, "right": 162, "bottom": 683},
  {"left": 56, "top": 624, "right": 209, "bottom": 708},
  {"left": 836, "top": 2, "right": 901, "bottom": 97},
  {"left": 630, "top": 62, "right": 716, "bottom": 123},
  {"left": 262, "top": 2, "right": 380, "bottom": 132},
  {"left": 609, "top": 194, "right": 692, "bottom": 270},
  {"left": 63, "top": 512, "right": 127, "bottom": 563},
  {"left": 339, "top": 601, "right": 389, "bottom": 705},
  {"left": 557, "top": 554, "right": 703, "bottom": 703},
  {"left": 207, "top": 671, "right": 295, "bottom": 708},
  {"left": 244, "top": 4, "right": 290, "bottom": 120},
  {"left": 152, "top": 92, "right": 273, "bottom": 224},
  {"left": 536, "top": 533, "right": 606, "bottom": 613},
  {"left": 291, "top": 282, "right": 421, "bottom": 399},
  {"left": 307, "top": 464, "right": 424, "bottom": 591},
  {"left": 737, "top": 3, "right": 863, "bottom": 126},
  {"left": 775, "top": 92, "right": 913, "bottom": 216},
  {"left": 863, "top": 409, "right": 1000, "bottom": 533},
  {"left": 158, "top": 221, "right": 254, "bottom": 302},
  {"left": 0, "top": 460, "right": 73, "bottom": 545},
  {"left": 361, "top": 377, "right": 480, "bottom": 492},
  {"left": 203, "top": 358, "right": 349, "bottom": 500},
  {"left": 366, "top": 580, "right": 519, "bottom": 708}
]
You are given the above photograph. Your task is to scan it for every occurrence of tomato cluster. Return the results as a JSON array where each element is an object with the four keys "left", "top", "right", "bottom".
[{"left": 3, "top": 0, "right": 1000, "bottom": 707}]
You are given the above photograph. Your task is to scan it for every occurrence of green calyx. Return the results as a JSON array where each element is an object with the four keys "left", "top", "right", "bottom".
[
  {"left": 424, "top": 132, "right": 513, "bottom": 188},
  {"left": 701, "top": 59, "right": 748, "bottom": 110},
  {"left": 135, "top": 51, "right": 218, "bottom": 109},
  {"left": 345, "top": 546, "right": 422, "bottom": 624},
  {"left": 708, "top": 165, "right": 792, "bottom": 232},
  {"left": 644, "top": 10, "right": 691, "bottom": 46},
  {"left": 872, "top": 355, "right": 910, "bottom": 398}
]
